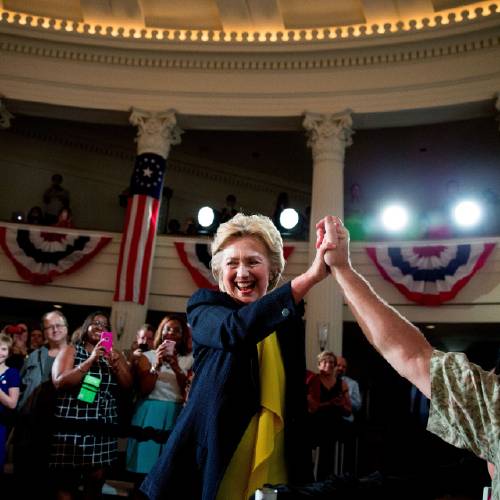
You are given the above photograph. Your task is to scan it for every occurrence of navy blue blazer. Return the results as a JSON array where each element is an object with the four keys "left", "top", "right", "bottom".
[{"left": 141, "top": 281, "right": 312, "bottom": 500}]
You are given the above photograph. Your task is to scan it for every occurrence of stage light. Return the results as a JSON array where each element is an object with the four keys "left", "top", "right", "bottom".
[
  {"left": 381, "top": 204, "right": 409, "bottom": 232},
  {"left": 279, "top": 208, "right": 299, "bottom": 230},
  {"left": 453, "top": 200, "right": 481, "bottom": 228},
  {"left": 197, "top": 206, "right": 215, "bottom": 228}
]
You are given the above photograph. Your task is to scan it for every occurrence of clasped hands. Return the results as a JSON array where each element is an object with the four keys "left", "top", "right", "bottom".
[{"left": 315, "top": 215, "right": 351, "bottom": 274}]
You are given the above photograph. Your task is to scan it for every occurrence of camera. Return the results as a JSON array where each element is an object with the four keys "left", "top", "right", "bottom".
[{"left": 11, "top": 211, "right": 25, "bottom": 223}]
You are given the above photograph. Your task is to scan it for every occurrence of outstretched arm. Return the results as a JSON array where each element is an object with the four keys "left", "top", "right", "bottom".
[
  {"left": 318, "top": 216, "right": 433, "bottom": 398},
  {"left": 290, "top": 230, "right": 333, "bottom": 303}
]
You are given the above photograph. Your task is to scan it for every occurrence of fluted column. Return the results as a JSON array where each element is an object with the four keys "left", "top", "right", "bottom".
[
  {"left": 112, "top": 108, "right": 182, "bottom": 349},
  {"left": 303, "top": 110, "right": 353, "bottom": 368}
]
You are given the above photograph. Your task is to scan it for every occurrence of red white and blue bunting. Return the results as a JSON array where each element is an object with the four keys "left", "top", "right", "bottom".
[
  {"left": 174, "top": 242, "right": 295, "bottom": 290},
  {"left": 0, "top": 225, "right": 111, "bottom": 285},
  {"left": 366, "top": 243, "right": 496, "bottom": 306}
]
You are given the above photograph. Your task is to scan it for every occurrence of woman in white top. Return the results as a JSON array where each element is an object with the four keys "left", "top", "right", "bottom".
[{"left": 126, "top": 314, "right": 193, "bottom": 475}]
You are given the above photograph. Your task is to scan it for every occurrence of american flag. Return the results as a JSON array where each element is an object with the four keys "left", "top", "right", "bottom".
[{"left": 114, "top": 153, "right": 166, "bottom": 304}]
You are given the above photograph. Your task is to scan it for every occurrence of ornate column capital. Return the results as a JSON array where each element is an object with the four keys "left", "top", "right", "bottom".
[
  {"left": 129, "top": 108, "right": 183, "bottom": 158},
  {"left": 303, "top": 110, "right": 353, "bottom": 162},
  {"left": 0, "top": 99, "right": 14, "bottom": 129}
]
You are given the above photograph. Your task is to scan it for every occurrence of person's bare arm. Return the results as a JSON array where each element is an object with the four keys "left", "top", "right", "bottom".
[
  {"left": 0, "top": 386, "right": 20, "bottom": 409},
  {"left": 109, "top": 349, "right": 133, "bottom": 389},
  {"left": 165, "top": 353, "right": 188, "bottom": 395},
  {"left": 319, "top": 216, "right": 433, "bottom": 398},
  {"left": 52, "top": 342, "right": 105, "bottom": 390},
  {"left": 52, "top": 345, "right": 81, "bottom": 390},
  {"left": 136, "top": 354, "right": 158, "bottom": 397},
  {"left": 290, "top": 233, "right": 334, "bottom": 303},
  {"left": 331, "top": 380, "right": 352, "bottom": 416}
]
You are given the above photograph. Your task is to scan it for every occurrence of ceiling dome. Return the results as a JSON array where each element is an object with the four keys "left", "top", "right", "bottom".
[
  {"left": 1, "top": 0, "right": 499, "bottom": 47},
  {"left": 1, "top": 0, "right": 499, "bottom": 129}
]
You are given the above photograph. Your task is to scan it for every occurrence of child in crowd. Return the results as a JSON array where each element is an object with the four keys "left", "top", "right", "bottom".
[{"left": 0, "top": 333, "right": 20, "bottom": 473}]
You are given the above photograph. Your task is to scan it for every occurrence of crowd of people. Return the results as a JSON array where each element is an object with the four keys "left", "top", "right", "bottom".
[
  {"left": 0, "top": 311, "right": 196, "bottom": 498},
  {"left": 1, "top": 212, "right": 499, "bottom": 500},
  {"left": 0, "top": 317, "right": 361, "bottom": 498},
  {"left": 0, "top": 314, "right": 361, "bottom": 498}
]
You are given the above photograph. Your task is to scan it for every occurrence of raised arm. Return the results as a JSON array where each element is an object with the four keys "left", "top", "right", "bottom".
[
  {"left": 290, "top": 233, "right": 333, "bottom": 303},
  {"left": 189, "top": 235, "right": 332, "bottom": 351},
  {"left": 319, "top": 216, "right": 433, "bottom": 398},
  {"left": 109, "top": 349, "right": 133, "bottom": 389},
  {"left": 52, "top": 342, "right": 105, "bottom": 390},
  {"left": 188, "top": 283, "right": 303, "bottom": 350}
]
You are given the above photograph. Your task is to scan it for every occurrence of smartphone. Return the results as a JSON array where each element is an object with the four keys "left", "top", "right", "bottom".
[
  {"left": 163, "top": 339, "right": 176, "bottom": 356},
  {"left": 138, "top": 343, "right": 149, "bottom": 352},
  {"left": 100, "top": 331, "right": 113, "bottom": 355}
]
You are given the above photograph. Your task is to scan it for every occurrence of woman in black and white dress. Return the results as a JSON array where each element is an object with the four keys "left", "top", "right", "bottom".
[{"left": 50, "top": 311, "right": 132, "bottom": 499}]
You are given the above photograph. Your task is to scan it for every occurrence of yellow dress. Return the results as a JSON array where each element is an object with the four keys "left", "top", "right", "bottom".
[{"left": 216, "top": 332, "right": 287, "bottom": 500}]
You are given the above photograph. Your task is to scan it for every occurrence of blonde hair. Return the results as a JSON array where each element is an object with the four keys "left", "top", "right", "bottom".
[
  {"left": 0, "top": 333, "right": 13, "bottom": 351},
  {"left": 317, "top": 350, "right": 336, "bottom": 365},
  {"left": 211, "top": 213, "right": 285, "bottom": 291}
]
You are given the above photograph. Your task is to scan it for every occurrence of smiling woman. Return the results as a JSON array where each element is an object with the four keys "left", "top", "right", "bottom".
[
  {"left": 49, "top": 311, "right": 132, "bottom": 499},
  {"left": 141, "top": 213, "right": 334, "bottom": 500},
  {"left": 219, "top": 236, "right": 272, "bottom": 303},
  {"left": 126, "top": 314, "right": 193, "bottom": 476}
]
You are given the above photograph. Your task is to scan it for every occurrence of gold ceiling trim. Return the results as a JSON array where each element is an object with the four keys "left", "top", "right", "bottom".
[{"left": 0, "top": 3, "right": 499, "bottom": 45}]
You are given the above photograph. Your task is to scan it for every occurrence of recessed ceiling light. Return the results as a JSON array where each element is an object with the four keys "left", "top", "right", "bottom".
[
  {"left": 53, "top": 304, "right": 63, "bottom": 309},
  {"left": 425, "top": 325, "right": 435, "bottom": 329}
]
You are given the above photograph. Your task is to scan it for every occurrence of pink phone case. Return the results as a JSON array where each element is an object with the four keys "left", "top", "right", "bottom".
[
  {"left": 163, "top": 339, "right": 176, "bottom": 356},
  {"left": 100, "top": 331, "right": 113, "bottom": 354}
]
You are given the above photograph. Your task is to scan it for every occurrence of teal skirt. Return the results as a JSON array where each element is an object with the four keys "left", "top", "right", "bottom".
[{"left": 126, "top": 399, "right": 182, "bottom": 474}]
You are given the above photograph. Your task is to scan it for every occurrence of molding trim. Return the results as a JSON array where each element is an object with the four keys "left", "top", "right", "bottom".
[
  {"left": 1, "top": 3, "right": 499, "bottom": 49},
  {"left": 1, "top": 28, "right": 499, "bottom": 72}
]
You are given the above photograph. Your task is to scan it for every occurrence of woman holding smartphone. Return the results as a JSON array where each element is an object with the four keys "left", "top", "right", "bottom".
[
  {"left": 50, "top": 311, "right": 132, "bottom": 500},
  {"left": 126, "top": 314, "right": 193, "bottom": 476}
]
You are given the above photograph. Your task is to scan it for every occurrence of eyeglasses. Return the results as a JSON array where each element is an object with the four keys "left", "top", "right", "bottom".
[
  {"left": 165, "top": 326, "right": 182, "bottom": 334},
  {"left": 91, "top": 320, "right": 109, "bottom": 329},
  {"left": 44, "top": 323, "right": 67, "bottom": 332}
]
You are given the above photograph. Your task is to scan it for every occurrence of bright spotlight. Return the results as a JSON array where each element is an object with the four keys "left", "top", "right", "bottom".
[
  {"left": 197, "top": 206, "right": 215, "bottom": 228},
  {"left": 453, "top": 200, "right": 481, "bottom": 228},
  {"left": 279, "top": 208, "right": 299, "bottom": 230},
  {"left": 381, "top": 205, "right": 409, "bottom": 232}
]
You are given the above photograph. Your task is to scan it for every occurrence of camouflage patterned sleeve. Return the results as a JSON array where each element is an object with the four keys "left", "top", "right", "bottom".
[{"left": 427, "top": 349, "right": 500, "bottom": 463}]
